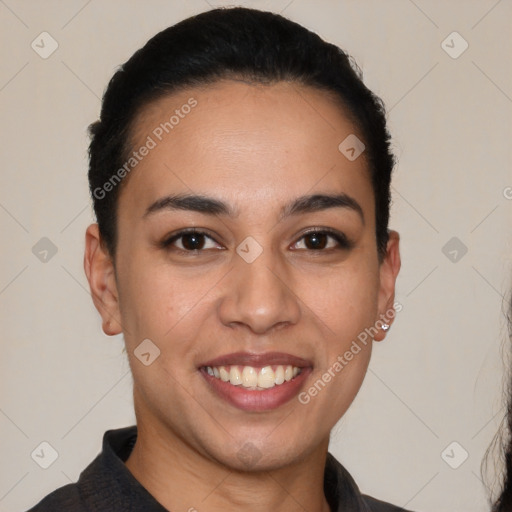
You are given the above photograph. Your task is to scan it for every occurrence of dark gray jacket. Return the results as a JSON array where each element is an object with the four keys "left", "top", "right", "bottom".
[{"left": 26, "top": 426, "right": 414, "bottom": 512}]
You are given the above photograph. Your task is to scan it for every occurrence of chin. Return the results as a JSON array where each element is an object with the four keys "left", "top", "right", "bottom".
[{"left": 203, "top": 428, "right": 322, "bottom": 473}]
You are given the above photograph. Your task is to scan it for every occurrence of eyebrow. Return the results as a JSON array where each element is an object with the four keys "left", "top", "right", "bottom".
[{"left": 144, "top": 192, "right": 364, "bottom": 224}]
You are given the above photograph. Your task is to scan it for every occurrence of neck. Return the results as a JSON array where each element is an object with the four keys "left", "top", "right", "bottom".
[{"left": 125, "top": 419, "right": 331, "bottom": 512}]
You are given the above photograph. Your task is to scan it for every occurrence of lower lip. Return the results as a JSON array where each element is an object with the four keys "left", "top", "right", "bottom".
[{"left": 201, "top": 368, "right": 312, "bottom": 412}]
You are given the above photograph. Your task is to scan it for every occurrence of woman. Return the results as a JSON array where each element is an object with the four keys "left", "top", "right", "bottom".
[{"left": 27, "top": 7, "right": 407, "bottom": 511}]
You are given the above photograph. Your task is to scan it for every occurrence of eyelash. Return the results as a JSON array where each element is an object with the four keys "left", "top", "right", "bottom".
[{"left": 159, "top": 227, "right": 353, "bottom": 254}]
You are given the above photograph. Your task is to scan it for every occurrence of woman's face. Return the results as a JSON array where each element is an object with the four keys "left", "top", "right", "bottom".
[{"left": 86, "top": 80, "right": 400, "bottom": 470}]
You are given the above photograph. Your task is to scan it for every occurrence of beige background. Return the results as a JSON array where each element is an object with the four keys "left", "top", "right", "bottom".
[{"left": 1, "top": 1, "right": 511, "bottom": 511}]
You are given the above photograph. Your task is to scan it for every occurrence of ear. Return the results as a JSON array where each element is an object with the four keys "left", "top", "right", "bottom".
[
  {"left": 374, "top": 230, "right": 401, "bottom": 342},
  {"left": 84, "top": 224, "right": 123, "bottom": 336}
]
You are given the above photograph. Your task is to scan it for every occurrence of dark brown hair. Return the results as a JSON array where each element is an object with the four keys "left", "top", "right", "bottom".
[{"left": 88, "top": 7, "right": 395, "bottom": 258}]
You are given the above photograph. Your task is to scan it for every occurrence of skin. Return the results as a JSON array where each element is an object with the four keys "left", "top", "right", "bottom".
[{"left": 84, "top": 80, "right": 401, "bottom": 512}]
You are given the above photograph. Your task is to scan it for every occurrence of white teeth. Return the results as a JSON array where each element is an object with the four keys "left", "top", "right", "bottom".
[
  {"left": 242, "top": 366, "right": 258, "bottom": 388},
  {"left": 257, "top": 366, "right": 275, "bottom": 389},
  {"left": 275, "top": 365, "right": 285, "bottom": 385},
  {"left": 206, "top": 364, "right": 302, "bottom": 389},
  {"left": 229, "top": 366, "right": 243, "bottom": 386},
  {"left": 219, "top": 366, "right": 230, "bottom": 382}
]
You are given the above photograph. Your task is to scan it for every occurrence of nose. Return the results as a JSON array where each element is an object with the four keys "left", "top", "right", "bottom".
[{"left": 218, "top": 248, "right": 301, "bottom": 335}]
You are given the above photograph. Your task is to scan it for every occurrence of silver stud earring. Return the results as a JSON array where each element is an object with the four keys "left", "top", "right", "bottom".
[{"left": 381, "top": 323, "right": 390, "bottom": 331}]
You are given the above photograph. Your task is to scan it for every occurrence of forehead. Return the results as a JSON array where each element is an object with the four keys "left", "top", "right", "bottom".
[{"left": 121, "top": 80, "right": 373, "bottom": 218}]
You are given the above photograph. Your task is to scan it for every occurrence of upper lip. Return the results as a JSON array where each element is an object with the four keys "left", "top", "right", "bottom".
[{"left": 200, "top": 351, "right": 312, "bottom": 368}]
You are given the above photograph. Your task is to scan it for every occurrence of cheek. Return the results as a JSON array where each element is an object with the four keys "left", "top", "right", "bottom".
[
  {"left": 298, "top": 261, "right": 380, "bottom": 340},
  {"left": 118, "top": 262, "right": 210, "bottom": 395},
  {"left": 116, "top": 254, "right": 220, "bottom": 348},
  {"left": 115, "top": 254, "right": 171, "bottom": 342}
]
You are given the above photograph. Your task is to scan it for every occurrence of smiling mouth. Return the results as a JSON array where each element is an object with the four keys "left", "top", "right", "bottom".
[
  {"left": 201, "top": 364, "right": 302, "bottom": 390},
  {"left": 198, "top": 351, "right": 312, "bottom": 411}
]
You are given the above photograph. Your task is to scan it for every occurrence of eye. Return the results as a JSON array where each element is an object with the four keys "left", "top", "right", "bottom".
[
  {"left": 160, "top": 228, "right": 352, "bottom": 254},
  {"left": 292, "top": 229, "right": 352, "bottom": 251},
  {"left": 160, "top": 229, "right": 223, "bottom": 252}
]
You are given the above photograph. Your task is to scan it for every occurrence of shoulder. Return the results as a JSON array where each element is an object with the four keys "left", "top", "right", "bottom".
[
  {"left": 324, "top": 452, "right": 414, "bottom": 512},
  {"left": 24, "top": 426, "right": 157, "bottom": 512},
  {"left": 24, "top": 426, "right": 138, "bottom": 512},
  {"left": 25, "top": 483, "right": 85, "bottom": 512}
]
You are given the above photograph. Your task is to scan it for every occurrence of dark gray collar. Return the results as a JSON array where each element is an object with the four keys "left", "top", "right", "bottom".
[{"left": 33, "top": 425, "right": 410, "bottom": 512}]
